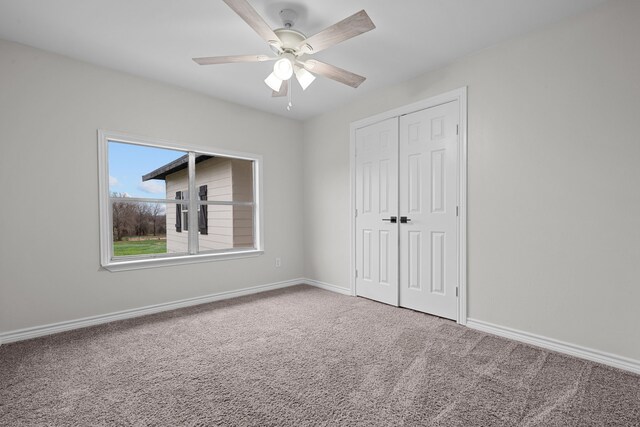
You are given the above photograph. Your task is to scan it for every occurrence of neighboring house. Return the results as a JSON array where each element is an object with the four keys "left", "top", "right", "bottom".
[{"left": 143, "top": 155, "right": 254, "bottom": 253}]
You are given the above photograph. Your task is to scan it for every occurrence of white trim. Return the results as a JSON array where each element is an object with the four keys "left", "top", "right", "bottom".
[
  {"left": 304, "top": 279, "right": 352, "bottom": 296},
  {"left": 98, "top": 129, "right": 261, "bottom": 161},
  {"left": 97, "top": 130, "right": 112, "bottom": 266},
  {"left": 457, "top": 88, "right": 468, "bottom": 325},
  {"left": 0, "top": 278, "right": 303, "bottom": 345},
  {"left": 3, "top": 281, "right": 637, "bottom": 377},
  {"left": 350, "top": 88, "right": 468, "bottom": 131},
  {"left": 187, "top": 152, "right": 198, "bottom": 255},
  {"left": 0, "top": 278, "right": 354, "bottom": 345},
  {"left": 104, "top": 249, "right": 264, "bottom": 272},
  {"left": 348, "top": 87, "right": 468, "bottom": 324},
  {"left": 467, "top": 318, "right": 640, "bottom": 375},
  {"left": 348, "top": 121, "right": 357, "bottom": 297},
  {"left": 253, "top": 157, "right": 265, "bottom": 253},
  {"left": 97, "top": 129, "right": 265, "bottom": 271}
]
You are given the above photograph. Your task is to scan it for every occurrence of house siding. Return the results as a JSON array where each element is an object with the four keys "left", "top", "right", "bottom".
[
  {"left": 231, "top": 159, "right": 254, "bottom": 247},
  {"left": 165, "top": 168, "right": 189, "bottom": 253},
  {"left": 164, "top": 157, "right": 254, "bottom": 253}
]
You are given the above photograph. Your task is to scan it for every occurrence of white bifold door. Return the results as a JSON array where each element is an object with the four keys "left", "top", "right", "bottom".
[
  {"left": 354, "top": 117, "right": 399, "bottom": 306},
  {"left": 355, "top": 100, "right": 460, "bottom": 320}
]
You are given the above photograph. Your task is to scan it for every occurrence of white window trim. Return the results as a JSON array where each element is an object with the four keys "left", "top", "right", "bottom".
[{"left": 98, "top": 130, "right": 264, "bottom": 272}]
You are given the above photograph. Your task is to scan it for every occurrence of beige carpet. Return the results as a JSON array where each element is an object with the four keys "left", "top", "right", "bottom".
[{"left": 1, "top": 285, "right": 639, "bottom": 426}]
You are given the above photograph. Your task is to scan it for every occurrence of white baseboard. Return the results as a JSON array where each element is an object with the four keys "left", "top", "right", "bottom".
[
  {"left": 467, "top": 318, "right": 640, "bottom": 375},
  {"left": 4, "top": 284, "right": 637, "bottom": 376},
  {"left": 0, "top": 278, "right": 354, "bottom": 346},
  {"left": 303, "top": 279, "right": 352, "bottom": 296},
  {"left": 0, "top": 278, "right": 307, "bottom": 345}
]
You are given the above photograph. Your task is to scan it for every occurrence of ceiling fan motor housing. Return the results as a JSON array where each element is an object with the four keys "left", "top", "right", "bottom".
[
  {"left": 272, "top": 28, "right": 306, "bottom": 54},
  {"left": 193, "top": 1, "right": 375, "bottom": 93}
]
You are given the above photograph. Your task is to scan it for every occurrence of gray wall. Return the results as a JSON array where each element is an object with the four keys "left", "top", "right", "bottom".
[
  {"left": 303, "top": 0, "right": 640, "bottom": 360},
  {"left": 0, "top": 38, "right": 304, "bottom": 333}
]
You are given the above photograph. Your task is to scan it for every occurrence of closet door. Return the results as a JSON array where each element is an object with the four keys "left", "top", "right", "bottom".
[
  {"left": 398, "top": 101, "right": 459, "bottom": 320},
  {"left": 355, "top": 118, "right": 399, "bottom": 306}
]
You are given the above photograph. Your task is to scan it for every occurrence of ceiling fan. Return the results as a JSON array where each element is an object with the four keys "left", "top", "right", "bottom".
[{"left": 193, "top": 0, "right": 376, "bottom": 102}]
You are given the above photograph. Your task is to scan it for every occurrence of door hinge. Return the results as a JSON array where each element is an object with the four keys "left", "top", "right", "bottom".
[
  {"left": 456, "top": 206, "right": 459, "bottom": 216},
  {"left": 456, "top": 124, "right": 459, "bottom": 135},
  {"left": 355, "top": 270, "right": 358, "bottom": 278},
  {"left": 456, "top": 287, "right": 459, "bottom": 297},
  {"left": 355, "top": 209, "right": 358, "bottom": 218}
]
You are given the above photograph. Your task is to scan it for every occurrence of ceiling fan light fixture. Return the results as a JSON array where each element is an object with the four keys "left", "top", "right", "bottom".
[
  {"left": 295, "top": 66, "right": 315, "bottom": 90},
  {"left": 273, "top": 54, "right": 294, "bottom": 80},
  {"left": 196, "top": 2, "right": 375, "bottom": 106},
  {"left": 264, "top": 72, "right": 283, "bottom": 92}
]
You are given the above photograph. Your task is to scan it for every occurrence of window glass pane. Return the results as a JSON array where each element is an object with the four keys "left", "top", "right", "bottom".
[
  {"left": 108, "top": 141, "right": 186, "bottom": 199},
  {"left": 194, "top": 156, "right": 254, "bottom": 202},
  {"left": 103, "top": 136, "right": 260, "bottom": 267},
  {"left": 196, "top": 204, "right": 255, "bottom": 252},
  {"left": 111, "top": 201, "right": 186, "bottom": 257}
]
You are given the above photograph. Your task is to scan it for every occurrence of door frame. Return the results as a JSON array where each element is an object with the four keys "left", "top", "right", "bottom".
[{"left": 349, "top": 87, "right": 468, "bottom": 325}]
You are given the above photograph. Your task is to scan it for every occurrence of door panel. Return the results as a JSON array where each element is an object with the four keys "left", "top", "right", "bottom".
[
  {"left": 408, "top": 230, "right": 422, "bottom": 289},
  {"left": 408, "top": 154, "right": 422, "bottom": 213},
  {"left": 399, "top": 101, "right": 459, "bottom": 320},
  {"left": 355, "top": 118, "right": 399, "bottom": 306},
  {"left": 354, "top": 101, "right": 459, "bottom": 320}
]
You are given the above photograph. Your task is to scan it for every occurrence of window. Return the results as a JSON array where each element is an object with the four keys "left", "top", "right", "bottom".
[
  {"left": 176, "top": 190, "right": 189, "bottom": 232},
  {"left": 176, "top": 188, "right": 208, "bottom": 234},
  {"left": 98, "top": 131, "right": 263, "bottom": 271}
]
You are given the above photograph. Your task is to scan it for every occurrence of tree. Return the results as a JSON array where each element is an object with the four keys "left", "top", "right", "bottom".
[
  {"left": 111, "top": 194, "right": 167, "bottom": 241},
  {"left": 111, "top": 192, "right": 136, "bottom": 241},
  {"left": 157, "top": 221, "right": 166, "bottom": 236},
  {"left": 134, "top": 202, "right": 151, "bottom": 236},
  {"left": 151, "top": 203, "right": 162, "bottom": 236}
]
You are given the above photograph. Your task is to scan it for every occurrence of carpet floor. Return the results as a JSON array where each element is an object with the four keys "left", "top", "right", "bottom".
[{"left": 1, "top": 285, "right": 639, "bottom": 426}]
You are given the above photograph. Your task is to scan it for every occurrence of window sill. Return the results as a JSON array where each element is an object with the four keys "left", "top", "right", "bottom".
[{"left": 102, "top": 249, "right": 264, "bottom": 272}]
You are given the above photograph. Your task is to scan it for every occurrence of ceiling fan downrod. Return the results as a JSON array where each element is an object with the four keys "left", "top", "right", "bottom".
[{"left": 192, "top": 0, "right": 375, "bottom": 103}]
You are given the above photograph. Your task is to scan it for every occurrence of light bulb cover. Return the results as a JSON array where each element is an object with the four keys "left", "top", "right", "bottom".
[
  {"left": 273, "top": 56, "right": 294, "bottom": 80},
  {"left": 264, "top": 72, "right": 283, "bottom": 92},
  {"left": 295, "top": 67, "right": 316, "bottom": 90}
]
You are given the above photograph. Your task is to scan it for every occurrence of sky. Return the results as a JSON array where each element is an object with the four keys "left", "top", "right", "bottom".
[{"left": 108, "top": 141, "right": 184, "bottom": 198}]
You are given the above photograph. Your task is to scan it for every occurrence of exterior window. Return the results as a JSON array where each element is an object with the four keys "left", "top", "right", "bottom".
[
  {"left": 176, "top": 190, "right": 189, "bottom": 232},
  {"left": 176, "top": 190, "right": 208, "bottom": 234},
  {"left": 98, "top": 131, "right": 263, "bottom": 271}
]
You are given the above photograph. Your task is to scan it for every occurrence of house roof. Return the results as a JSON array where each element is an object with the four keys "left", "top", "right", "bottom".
[{"left": 142, "top": 154, "right": 213, "bottom": 181}]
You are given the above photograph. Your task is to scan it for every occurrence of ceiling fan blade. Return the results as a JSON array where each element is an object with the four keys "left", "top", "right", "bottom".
[
  {"left": 299, "top": 10, "right": 375, "bottom": 54},
  {"left": 193, "top": 54, "right": 275, "bottom": 65},
  {"left": 222, "top": 0, "right": 281, "bottom": 45},
  {"left": 303, "top": 60, "right": 366, "bottom": 88},
  {"left": 272, "top": 79, "right": 288, "bottom": 97}
]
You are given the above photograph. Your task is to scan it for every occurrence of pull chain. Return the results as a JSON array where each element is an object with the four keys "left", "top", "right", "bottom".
[{"left": 287, "top": 81, "right": 293, "bottom": 111}]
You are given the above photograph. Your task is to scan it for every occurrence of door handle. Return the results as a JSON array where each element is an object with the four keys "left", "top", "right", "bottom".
[
  {"left": 400, "top": 216, "right": 411, "bottom": 223},
  {"left": 382, "top": 216, "right": 397, "bottom": 223}
]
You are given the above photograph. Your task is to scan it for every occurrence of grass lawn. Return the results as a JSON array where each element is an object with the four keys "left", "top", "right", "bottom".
[{"left": 113, "top": 238, "right": 167, "bottom": 256}]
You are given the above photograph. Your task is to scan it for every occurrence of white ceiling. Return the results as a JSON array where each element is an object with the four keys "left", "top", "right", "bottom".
[{"left": 0, "top": 0, "right": 606, "bottom": 120}]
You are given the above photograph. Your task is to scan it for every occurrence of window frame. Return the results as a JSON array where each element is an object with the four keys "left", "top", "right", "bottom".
[
  {"left": 179, "top": 190, "right": 189, "bottom": 232},
  {"left": 98, "top": 130, "right": 264, "bottom": 272}
]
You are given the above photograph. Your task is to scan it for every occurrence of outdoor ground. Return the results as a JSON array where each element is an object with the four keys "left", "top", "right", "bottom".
[{"left": 113, "top": 237, "right": 166, "bottom": 256}]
